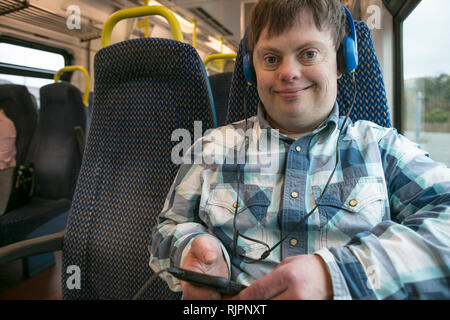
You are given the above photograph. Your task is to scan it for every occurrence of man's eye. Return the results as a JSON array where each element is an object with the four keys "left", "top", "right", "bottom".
[
  {"left": 300, "top": 50, "right": 321, "bottom": 65},
  {"left": 304, "top": 51, "right": 317, "bottom": 59},
  {"left": 264, "top": 56, "right": 278, "bottom": 64}
]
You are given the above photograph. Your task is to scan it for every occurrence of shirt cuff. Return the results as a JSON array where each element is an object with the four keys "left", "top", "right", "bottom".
[
  {"left": 327, "top": 246, "right": 377, "bottom": 300},
  {"left": 315, "top": 248, "right": 352, "bottom": 300}
]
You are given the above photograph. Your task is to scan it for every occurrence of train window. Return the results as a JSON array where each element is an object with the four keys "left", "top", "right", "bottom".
[
  {"left": 0, "top": 40, "right": 69, "bottom": 108},
  {"left": 402, "top": 0, "right": 450, "bottom": 166},
  {"left": 0, "top": 42, "right": 64, "bottom": 72}
]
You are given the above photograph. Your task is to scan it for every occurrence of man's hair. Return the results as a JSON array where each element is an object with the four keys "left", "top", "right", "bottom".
[{"left": 246, "top": 0, "right": 347, "bottom": 55}]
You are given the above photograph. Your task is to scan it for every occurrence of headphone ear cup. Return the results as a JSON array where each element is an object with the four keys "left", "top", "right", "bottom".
[
  {"left": 243, "top": 53, "right": 256, "bottom": 85},
  {"left": 242, "top": 27, "right": 257, "bottom": 85},
  {"left": 337, "top": 36, "right": 358, "bottom": 74},
  {"left": 337, "top": 43, "right": 348, "bottom": 74},
  {"left": 344, "top": 36, "right": 358, "bottom": 73}
]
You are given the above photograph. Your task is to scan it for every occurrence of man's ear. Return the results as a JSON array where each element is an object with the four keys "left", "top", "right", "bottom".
[{"left": 337, "top": 70, "right": 343, "bottom": 80}]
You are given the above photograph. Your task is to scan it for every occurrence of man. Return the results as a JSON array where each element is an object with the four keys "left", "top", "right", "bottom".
[{"left": 150, "top": 0, "right": 450, "bottom": 299}]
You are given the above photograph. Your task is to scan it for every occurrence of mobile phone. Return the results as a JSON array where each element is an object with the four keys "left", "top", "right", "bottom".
[{"left": 167, "top": 267, "right": 247, "bottom": 295}]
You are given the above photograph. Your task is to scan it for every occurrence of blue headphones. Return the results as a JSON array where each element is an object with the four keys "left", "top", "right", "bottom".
[
  {"left": 338, "top": 5, "right": 358, "bottom": 75},
  {"left": 242, "top": 4, "right": 358, "bottom": 85}
]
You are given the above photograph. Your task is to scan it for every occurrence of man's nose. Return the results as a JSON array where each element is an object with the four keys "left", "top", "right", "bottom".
[{"left": 279, "top": 57, "right": 301, "bottom": 82}]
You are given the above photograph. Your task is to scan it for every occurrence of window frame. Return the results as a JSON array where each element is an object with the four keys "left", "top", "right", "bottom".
[
  {"left": 0, "top": 35, "right": 73, "bottom": 82},
  {"left": 389, "top": 0, "right": 422, "bottom": 133}
]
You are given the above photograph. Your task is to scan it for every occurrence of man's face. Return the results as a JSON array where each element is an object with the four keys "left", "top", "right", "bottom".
[{"left": 252, "top": 11, "right": 341, "bottom": 136}]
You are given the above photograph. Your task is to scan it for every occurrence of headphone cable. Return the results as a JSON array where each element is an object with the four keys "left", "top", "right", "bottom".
[
  {"left": 234, "top": 73, "right": 357, "bottom": 262},
  {"left": 258, "top": 72, "right": 357, "bottom": 261},
  {"left": 139, "top": 76, "right": 357, "bottom": 296},
  {"left": 132, "top": 268, "right": 170, "bottom": 300}
]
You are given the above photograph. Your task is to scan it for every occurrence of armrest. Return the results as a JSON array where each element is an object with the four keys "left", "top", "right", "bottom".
[{"left": 0, "top": 230, "right": 65, "bottom": 265}]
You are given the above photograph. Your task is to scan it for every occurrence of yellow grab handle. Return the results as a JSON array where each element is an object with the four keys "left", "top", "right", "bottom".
[
  {"left": 192, "top": 19, "right": 197, "bottom": 48},
  {"left": 203, "top": 53, "right": 237, "bottom": 67},
  {"left": 102, "top": 5, "right": 184, "bottom": 48},
  {"left": 54, "top": 66, "right": 90, "bottom": 107}
]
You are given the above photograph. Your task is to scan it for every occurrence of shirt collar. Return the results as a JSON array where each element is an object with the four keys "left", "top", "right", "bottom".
[{"left": 256, "top": 101, "right": 340, "bottom": 143}]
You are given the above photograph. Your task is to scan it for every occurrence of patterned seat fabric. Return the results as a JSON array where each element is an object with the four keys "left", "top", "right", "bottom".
[
  {"left": 62, "top": 38, "right": 215, "bottom": 299},
  {"left": 227, "top": 21, "right": 392, "bottom": 128},
  {"left": 209, "top": 72, "right": 233, "bottom": 127},
  {"left": 30, "top": 82, "right": 86, "bottom": 200}
]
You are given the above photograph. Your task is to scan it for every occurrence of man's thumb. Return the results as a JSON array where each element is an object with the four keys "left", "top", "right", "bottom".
[{"left": 192, "top": 236, "right": 218, "bottom": 265}]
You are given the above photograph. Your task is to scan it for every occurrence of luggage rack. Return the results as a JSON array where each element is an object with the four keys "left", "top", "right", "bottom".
[{"left": 0, "top": 0, "right": 103, "bottom": 41}]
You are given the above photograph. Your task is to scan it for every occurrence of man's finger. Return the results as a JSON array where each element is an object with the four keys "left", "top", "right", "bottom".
[{"left": 232, "top": 269, "right": 287, "bottom": 300}]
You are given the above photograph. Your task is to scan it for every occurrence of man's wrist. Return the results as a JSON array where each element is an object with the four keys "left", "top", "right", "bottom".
[{"left": 313, "top": 254, "right": 333, "bottom": 299}]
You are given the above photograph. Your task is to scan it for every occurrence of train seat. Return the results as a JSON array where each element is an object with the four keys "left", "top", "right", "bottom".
[
  {"left": 0, "top": 85, "right": 40, "bottom": 275},
  {"left": 29, "top": 82, "right": 86, "bottom": 202},
  {"left": 226, "top": 21, "right": 392, "bottom": 128},
  {"left": 0, "top": 85, "right": 38, "bottom": 167},
  {"left": 62, "top": 37, "right": 215, "bottom": 299},
  {"left": 0, "top": 82, "right": 86, "bottom": 276},
  {"left": 0, "top": 85, "right": 38, "bottom": 242},
  {"left": 208, "top": 72, "right": 233, "bottom": 127}
]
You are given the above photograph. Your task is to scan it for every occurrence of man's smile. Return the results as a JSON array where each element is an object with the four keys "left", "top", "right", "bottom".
[{"left": 273, "top": 85, "right": 314, "bottom": 99}]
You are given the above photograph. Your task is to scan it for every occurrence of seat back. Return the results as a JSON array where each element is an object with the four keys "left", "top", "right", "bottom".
[
  {"left": 26, "top": 82, "right": 86, "bottom": 200},
  {"left": 227, "top": 21, "right": 392, "bottom": 128},
  {"left": 0, "top": 85, "right": 38, "bottom": 166},
  {"left": 208, "top": 72, "right": 233, "bottom": 127},
  {"left": 62, "top": 38, "right": 215, "bottom": 299}
]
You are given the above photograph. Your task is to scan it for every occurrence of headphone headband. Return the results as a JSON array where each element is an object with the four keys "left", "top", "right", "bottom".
[
  {"left": 343, "top": 5, "right": 357, "bottom": 43},
  {"left": 341, "top": 4, "right": 358, "bottom": 73}
]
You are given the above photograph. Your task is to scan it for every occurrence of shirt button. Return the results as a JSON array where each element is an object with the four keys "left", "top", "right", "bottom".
[
  {"left": 290, "top": 191, "right": 299, "bottom": 199},
  {"left": 295, "top": 146, "right": 302, "bottom": 152},
  {"left": 349, "top": 199, "right": 358, "bottom": 207},
  {"left": 289, "top": 238, "right": 298, "bottom": 246},
  {"left": 232, "top": 201, "right": 238, "bottom": 208}
]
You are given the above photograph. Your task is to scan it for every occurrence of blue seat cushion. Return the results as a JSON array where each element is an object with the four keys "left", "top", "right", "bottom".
[{"left": 0, "top": 197, "right": 70, "bottom": 246}]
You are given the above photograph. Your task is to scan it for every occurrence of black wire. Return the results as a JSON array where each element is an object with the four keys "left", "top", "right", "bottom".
[
  {"left": 132, "top": 268, "right": 169, "bottom": 300},
  {"left": 141, "top": 76, "right": 358, "bottom": 295},
  {"left": 257, "top": 72, "right": 357, "bottom": 261},
  {"left": 233, "top": 84, "right": 250, "bottom": 258},
  {"left": 233, "top": 73, "right": 357, "bottom": 263}
]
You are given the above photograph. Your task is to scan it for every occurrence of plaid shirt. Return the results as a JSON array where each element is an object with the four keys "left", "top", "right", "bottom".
[{"left": 150, "top": 103, "right": 450, "bottom": 300}]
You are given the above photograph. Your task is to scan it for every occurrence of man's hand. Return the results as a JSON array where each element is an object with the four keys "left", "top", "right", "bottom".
[
  {"left": 180, "top": 235, "right": 229, "bottom": 299},
  {"left": 232, "top": 254, "right": 333, "bottom": 300}
]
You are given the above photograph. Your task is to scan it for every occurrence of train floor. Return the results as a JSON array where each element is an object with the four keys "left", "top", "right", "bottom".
[{"left": 0, "top": 251, "right": 62, "bottom": 300}]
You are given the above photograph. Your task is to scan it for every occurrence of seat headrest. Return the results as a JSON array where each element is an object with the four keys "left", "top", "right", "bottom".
[{"left": 0, "top": 84, "right": 38, "bottom": 165}]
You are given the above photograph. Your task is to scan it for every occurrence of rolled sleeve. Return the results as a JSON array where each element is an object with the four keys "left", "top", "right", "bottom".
[{"left": 315, "top": 248, "right": 353, "bottom": 300}]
